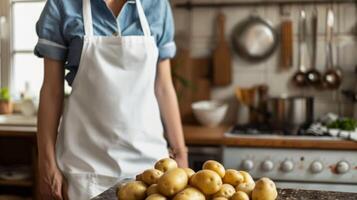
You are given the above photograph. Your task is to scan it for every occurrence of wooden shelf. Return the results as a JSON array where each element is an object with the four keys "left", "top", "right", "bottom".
[
  {"left": 0, "top": 131, "right": 35, "bottom": 138},
  {"left": 175, "top": 0, "right": 356, "bottom": 9},
  {"left": 0, "top": 126, "right": 36, "bottom": 138},
  {"left": 0, "top": 179, "right": 33, "bottom": 187}
]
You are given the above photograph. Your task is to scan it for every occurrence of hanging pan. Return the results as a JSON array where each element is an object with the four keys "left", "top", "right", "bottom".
[{"left": 232, "top": 13, "right": 278, "bottom": 62}]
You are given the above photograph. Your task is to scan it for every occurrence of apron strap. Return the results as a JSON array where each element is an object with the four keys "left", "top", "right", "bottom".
[
  {"left": 135, "top": 0, "right": 151, "bottom": 37},
  {"left": 83, "top": 0, "right": 94, "bottom": 36}
]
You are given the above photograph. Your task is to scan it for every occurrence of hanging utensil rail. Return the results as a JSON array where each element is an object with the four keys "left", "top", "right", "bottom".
[{"left": 175, "top": 0, "right": 356, "bottom": 9}]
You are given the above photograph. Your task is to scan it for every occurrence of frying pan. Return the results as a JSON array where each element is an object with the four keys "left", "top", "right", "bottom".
[{"left": 232, "top": 15, "right": 278, "bottom": 62}]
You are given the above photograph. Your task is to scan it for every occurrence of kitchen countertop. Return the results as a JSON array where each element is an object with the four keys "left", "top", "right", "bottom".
[
  {"left": 183, "top": 125, "right": 357, "bottom": 150},
  {"left": 0, "top": 115, "right": 356, "bottom": 150},
  {"left": 0, "top": 115, "right": 36, "bottom": 137},
  {"left": 92, "top": 185, "right": 357, "bottom": 200}
]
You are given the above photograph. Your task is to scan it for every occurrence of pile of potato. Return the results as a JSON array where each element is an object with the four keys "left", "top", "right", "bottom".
[{"left": 117, "top": 158, "right": 277, "bottom": 200}]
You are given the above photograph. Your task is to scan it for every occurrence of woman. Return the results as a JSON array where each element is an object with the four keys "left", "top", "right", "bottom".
[{"left": 35, "top": 0, "right": 187, "bottom": 199}]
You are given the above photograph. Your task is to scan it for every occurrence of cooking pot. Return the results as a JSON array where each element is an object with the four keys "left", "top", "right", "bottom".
[{"left": 266, "top": 96, "right": 314, "bottom": 134}]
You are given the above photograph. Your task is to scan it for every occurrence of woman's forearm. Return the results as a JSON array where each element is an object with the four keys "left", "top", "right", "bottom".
[
  {"left": 156, "top": 83, "right": 186, "bottom": 152},
  {"left": 37, "top": 87, "right": 64, "bottom": 166},
  {"left": 155, "top": 60, "right": 187, "bottom": 154},
  {"left": 37, "top": 58, "right": 64, "bottom": 168}
]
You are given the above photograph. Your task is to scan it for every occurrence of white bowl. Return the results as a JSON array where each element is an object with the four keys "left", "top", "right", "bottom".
[{"left": 191, "top": 100, "right": 228, "bottom": 127}]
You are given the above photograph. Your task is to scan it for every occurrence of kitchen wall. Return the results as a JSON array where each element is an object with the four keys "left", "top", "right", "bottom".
[{"left": 172, "top": 0, "right": 357, "bottom": 123}]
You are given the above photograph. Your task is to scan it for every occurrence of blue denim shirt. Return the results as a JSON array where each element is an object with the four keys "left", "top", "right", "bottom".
[{"left": 34, "top": 0, "right": 176, "bottom": 85}]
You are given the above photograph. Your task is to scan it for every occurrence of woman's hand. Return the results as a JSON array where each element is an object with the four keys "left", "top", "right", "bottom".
[
  {"left": 174, "top": 152, "right": 189, "bottom": 168},
  {"left": 38, "top": 162, "right": 69, "bottom": 200},
  {"left": 170, "top": 146, "right": 189, "bottom": 168}
]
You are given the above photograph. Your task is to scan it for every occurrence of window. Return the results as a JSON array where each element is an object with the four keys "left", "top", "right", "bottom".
[
  {"left": 11, "top": 0, "right": 45, "bottom": 99},
  {"left": 11, "top": 0, "right": 45, "bottom": 98}
]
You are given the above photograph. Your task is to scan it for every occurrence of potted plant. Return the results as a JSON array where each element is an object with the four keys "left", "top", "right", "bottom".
[{"left": 0, "top": 87, "right": 13, "bottom": 114}]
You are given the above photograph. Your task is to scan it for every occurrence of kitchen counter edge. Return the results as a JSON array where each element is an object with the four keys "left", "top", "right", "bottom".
[{"left": 183, "top": 125, "right": 357, "bottom": 150}]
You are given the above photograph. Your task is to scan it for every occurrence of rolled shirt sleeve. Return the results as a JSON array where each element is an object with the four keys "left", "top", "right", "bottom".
[
  {"left": 34, "top": 0, "right": 68, "bottom": 61},
  {"left": 156, "top": 0, "right": 176, "bottom": 60}
]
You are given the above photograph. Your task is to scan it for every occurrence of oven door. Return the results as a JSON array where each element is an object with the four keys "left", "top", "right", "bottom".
[
  {"left": 276, "top": 181, "right": 357, "bottom": 193},
  {"left": 188, "top": 146, "right": 223, "bottom": 172}
]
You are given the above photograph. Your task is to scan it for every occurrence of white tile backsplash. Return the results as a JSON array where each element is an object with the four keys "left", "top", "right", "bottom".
[
  {"left": 172, "top": 1, "right": 357, "bottom": 119},
  {"left": 340, "top": 40, "right": 357, "bottom": 70},
  {"left": 338, "top": 3, "right": 357, "bottom": 34}
]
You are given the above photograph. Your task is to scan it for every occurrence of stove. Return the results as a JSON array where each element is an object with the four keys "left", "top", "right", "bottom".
[
  {"left": 226, "top": 124, "right": 340, "bottom": 140},
  {"left": 223, "top": 125, "right": 357, "bottom": 193},
  {"left": 228, "top": 124, "right": 315, "bottom": 136}
]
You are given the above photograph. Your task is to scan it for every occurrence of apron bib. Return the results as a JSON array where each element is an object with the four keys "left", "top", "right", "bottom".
[{"left": 56, "top": 0, "right": 169, "bottom": 199}]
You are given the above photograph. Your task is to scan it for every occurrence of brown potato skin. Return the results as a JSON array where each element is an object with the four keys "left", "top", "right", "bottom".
[
  {"left": 141, "top": 169, "right": 164, "bottom": 185},
  {"left": 183, "top": 168, "right": 195, "bottom": 178},
  {"left": 190, "top": 169, "right": 223, "bottom": 195},
  {"left": 146, "top": 184, "right": 159, "bottom": 196},
  {"left": 157, "top": 168, "right": 188, "bottom": 197},
  {"left": 239, "top": 171, "right": 255, "bottom": 184},
  {"left": 172, "top": 187, "right": 205, "bottom": 200},
  {"left": 117, "top": 181, "right": 147, "bottom": 200},
  {"left": 212, "top": 197, "right": 229, "bottom": 200},
  {"left": 145, "top": 193, "right": 167, "bottom": 200},
  {"left": 212, "top": 184, "right": 236, "bottom": 198},
  {"left": 154, "top": 158, "right": 178, "bottom": 173},
  {"left": 202, "top": 160, "right": 226, "bottom": 178},
  {"left": 231, "top": 191, "right": 250, "bottom": 200},
  {"left": 117, "top": 159, "right": 278, "bottom": 200},
  {"left": 222, "top": 169, "right": 244, "bottom": 186},
  {"left": 236, "top": 182, "right": 255, "bottom": 197},
  {"left": 252, "top": 177, "right": 278, "bottom": 200}
]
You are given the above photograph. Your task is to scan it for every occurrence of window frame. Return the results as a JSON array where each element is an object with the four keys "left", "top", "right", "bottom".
[{"left": 8, "top": 0, "right": 46, "bottom": 97}]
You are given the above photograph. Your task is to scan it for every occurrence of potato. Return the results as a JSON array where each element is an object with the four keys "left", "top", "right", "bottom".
[
  {"left": 190, "top": 169, "right": 223, "bottom": 195},
  {"left": 147, "top": 184, "right": 159, "bottom": 196},
  {"left": 136, "top": 173, "right": 144, "bottom": 181},
  {"left": 157, "top": 168, "right": 188, "bottom": 197},
  {"left": 233, "top": 171, "right": 255, "bottom": 197},
  {"left": 145, "top": 194, "right": 167, "bottom": 200},
  {"left": 117, "top": 181, "right": 147, "bottom": 200},
  {"left": 236, "top": 182, "right": 255, "bottom": 197},
  {"left": 172, "top": 187, "right": 205, "bottom": 200},
  {"left": 231, "top": 191, "right": 250, "bottom": 200},
  {"left": 252, "top": 177, "right": 277, "bottom": 200},
  {"left": 142, "top": 169, "right": 164, "bottom": 185},
  {"left": 212, "top": 197, "right": 229, "bottom": 200},
  {"left": 239, "top": 171, "right": 254, "bottom": 184},
  {"left": 212, "top": 184, "right": 235, "bottom": 198},
  {"left": 222, "top": 169, "right": 244, "bottom": 186},
  {"left": 155, "top": 158, "right": 178, "bottom": 173},
  {"left": 183, "top": 168, "right": 195, "bottom": 178},
  {"left": 202, "top": 160, "right": 225, "bottom": 178}
]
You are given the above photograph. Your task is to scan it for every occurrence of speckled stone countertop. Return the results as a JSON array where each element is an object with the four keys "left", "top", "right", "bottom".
[{"left": 92, "top": 186, "right": 357, "bottom": 200}]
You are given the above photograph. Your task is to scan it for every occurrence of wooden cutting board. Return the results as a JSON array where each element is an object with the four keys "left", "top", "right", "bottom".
[
  {"left": 280, "top": 20, "right": 293, "bottom": 69},
  {"left": 213, "top": 12, "right": 232, "bottom": 86}
]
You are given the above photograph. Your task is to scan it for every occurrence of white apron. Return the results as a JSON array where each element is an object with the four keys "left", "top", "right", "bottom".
[{"left": 55, "top": 0, "right": 169, "bottom": 199}]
